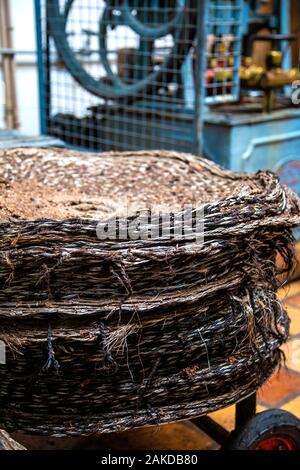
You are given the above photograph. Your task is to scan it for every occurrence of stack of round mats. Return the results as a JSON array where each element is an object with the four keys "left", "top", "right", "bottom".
[{"left": 0, "top": 147, "right": 299, "bottom": 437}]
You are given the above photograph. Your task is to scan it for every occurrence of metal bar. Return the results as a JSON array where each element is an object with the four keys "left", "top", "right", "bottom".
[
  {"left": 235, "top": 393, "right": 257, "bottom": 429},
  {"left": 0, "top": 0, "right": 19, "bottom": 129},
  {"left": 280, "top": 0, "right": 292, "bottom": 96},
  {"left": 193, "top": 0, "right": 207, "bottom": 156},
  {"left": 34, "top": 0, "right": 47, "bottom": 134},
  {"left": 191, "top": 415, "right": 230, "bottom": 446}
]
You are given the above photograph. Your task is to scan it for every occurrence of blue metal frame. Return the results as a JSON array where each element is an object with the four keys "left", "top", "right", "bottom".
[
  {"left": 193, "top": 0, "right": 207, "bottom": 155},
  {"left": 182, "top": 0, "right": 244, "bottom": 109},
  {"left": 232, "top": 0, "right": 244, "bottom": 101}
]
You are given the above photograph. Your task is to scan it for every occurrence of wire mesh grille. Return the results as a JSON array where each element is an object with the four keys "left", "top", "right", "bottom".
[{"left": 39, "top": 0, "right": 243, "bottom": 152}]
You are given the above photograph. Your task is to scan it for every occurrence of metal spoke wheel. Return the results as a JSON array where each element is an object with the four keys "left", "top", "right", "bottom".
[{"left": 224, "top": 409, "right": 300, "bottom": 450}]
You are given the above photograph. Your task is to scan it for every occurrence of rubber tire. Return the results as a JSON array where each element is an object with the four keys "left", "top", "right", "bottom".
[{"left": 224, "top": 409, "right": 300, "bottom": 450}]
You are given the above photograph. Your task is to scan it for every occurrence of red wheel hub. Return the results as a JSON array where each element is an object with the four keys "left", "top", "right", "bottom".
[{"left": 256, "top": 435, "right": 296, "bottom": 450}]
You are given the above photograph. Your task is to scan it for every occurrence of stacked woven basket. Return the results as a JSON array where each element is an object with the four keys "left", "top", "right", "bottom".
[{"left": 0, "top": 148, "right": 299, "bottom": 437}]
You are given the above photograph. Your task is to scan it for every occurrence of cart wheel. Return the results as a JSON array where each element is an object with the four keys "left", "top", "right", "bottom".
[{"left": 225, "top": 409, "right": 300, "bottom": 450}]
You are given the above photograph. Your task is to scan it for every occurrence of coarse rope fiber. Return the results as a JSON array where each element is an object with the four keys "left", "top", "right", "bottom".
[{"left": 0, "top": 148, "right": 299, "bottom": 437}]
